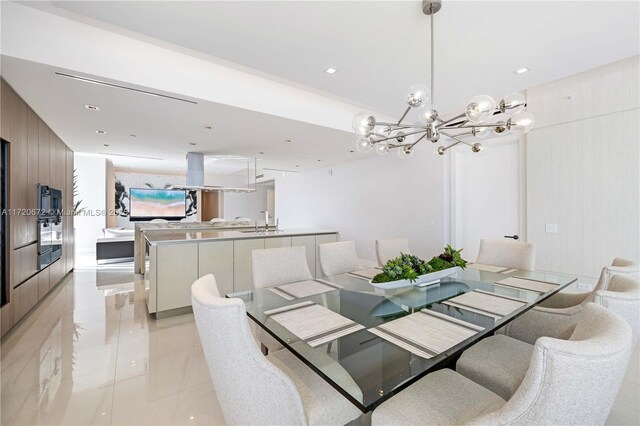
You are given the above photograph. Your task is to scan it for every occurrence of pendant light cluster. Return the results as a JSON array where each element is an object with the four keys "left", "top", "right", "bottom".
[{"left": 351, "top": 0, "right": 535, "bottom": 158}]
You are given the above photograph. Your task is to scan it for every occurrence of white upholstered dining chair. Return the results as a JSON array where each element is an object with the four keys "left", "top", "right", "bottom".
[
  {"left": 149, "top": 218, "right": 168, "bottom": 223},
  {"left": 318, "top": 241, "right": 363, "bottom": 276},
  {"left": 192, "top": 274, "right": 361, "bottom": 426},
  {"left": 252, "top": 246, "right": 313, "bottom": 289},
  {"left": 251, "top": 246, "right": 313, "bottom": 354},
  {"left": 475, "top": 239, "right": 535, "bottom": 271},
  {"left": 496, "top": 274, "right": 640, "bottom": 348},
  {"left": 541, "top": 259, "right": 639, "bottom": 313},
  {"left": 372, "top": 303, "right": 632, "bottom": 425},
  {"left": 455, "top": 275, "right": 639, "bottom": 401},
  {"left": 375, "top": 238, "right": 411, "bottom": 266}
]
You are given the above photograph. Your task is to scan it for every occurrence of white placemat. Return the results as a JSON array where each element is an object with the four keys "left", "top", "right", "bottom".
[{"left": 264, "top": 301, "right": 364, "bottom": 347}]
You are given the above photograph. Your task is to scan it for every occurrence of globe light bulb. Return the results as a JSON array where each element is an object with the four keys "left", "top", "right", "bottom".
[
  {"left": 352, "top": 111, "right": 376, "bottom": 136},
  {"left": 472, "top": 143, "right": 483, "bottom": 153},
  {"left": 436, "top": 146, "right": 446, "bottom": 156},
  {"left": 499, "top": 93, "right": 526, "bottom": 115},
  {"left": 508, "top": 111, "right": 535, "bottom": 135},
  {"left": 355, "top": 137, "right": 373, "bottom": 153},
  {"left": 465, "top": 95, "right": 496, "bottom": 123},
  {"left": 416, "top": 103, "right": 437, "bottom": 124},
  {"left": 375, "top": 142, "right": 390, "bottom": 156},
  {"left": 406, "top": 84, "right": 430, "bottom": 108},
  {"left": 397, "top": 145, "right": 413, "bottom": 159},
  {"left": 372, "top": 125, "right": 391, "bottom": 137},
  {"left": 473, "top": 127, "right": 491, "bottom": 139}
]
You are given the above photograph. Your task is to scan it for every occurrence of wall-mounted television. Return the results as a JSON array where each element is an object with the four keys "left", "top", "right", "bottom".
[{"left": 129, "top": 188, "right": 187, "bottom": 221}]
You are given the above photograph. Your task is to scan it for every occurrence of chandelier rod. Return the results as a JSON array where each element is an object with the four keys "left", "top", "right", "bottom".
[
  {"left": 397, "top": 106, "right": 412, "bottom": 126},
  {"left": 430, "top": 10, "right": 435, "bottom": 106}
]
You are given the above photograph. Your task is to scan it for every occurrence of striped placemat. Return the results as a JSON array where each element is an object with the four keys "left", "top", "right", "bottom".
[
  {"left": 500, "top": 268, "right": 518, "bottom": 274},
  {"left": 368, "top": 309, "right": 484, "bottom": 359},
  {"left": 443, "top": 290, "right": 527, "bottom": 319},
  {"left": 494, "top": 276, "right": 559, "bottom": 294},
  {"left": 264, "top": 301, "right": 364, "bottom": 347},
  {"left": 347, "top": 267, "right": 382, "bottom": 280},
  {"left": 467, "top": 263, "right": 509, "bottom": 273},
  {"left": 268, "top": 279, "right": 343, "bottom": 300}
]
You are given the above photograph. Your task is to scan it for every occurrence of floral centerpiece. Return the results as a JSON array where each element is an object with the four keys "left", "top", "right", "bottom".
[{"left": 372, "top": 245, "right": 467, "bottom": 284}]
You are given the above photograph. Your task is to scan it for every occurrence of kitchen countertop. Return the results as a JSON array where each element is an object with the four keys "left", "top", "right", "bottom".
[
  {"left": 136, "top": 221, "right": 255, "bottom": 232},
  {"left": 144, "top": 229, "right": 338, "bottom": 245}
]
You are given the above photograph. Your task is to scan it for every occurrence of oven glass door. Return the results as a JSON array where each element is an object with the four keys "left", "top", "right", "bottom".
[
  {"left": 50, "top": 220, "right": 62, "bottom": 262},
  {"left": 38, "top": 220, "right": 53, "bottom": 269}
]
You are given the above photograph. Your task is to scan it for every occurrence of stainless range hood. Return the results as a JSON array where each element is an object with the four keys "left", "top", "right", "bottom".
[{"left": 172, "top": 152, "right": 257, "bottom": 193}]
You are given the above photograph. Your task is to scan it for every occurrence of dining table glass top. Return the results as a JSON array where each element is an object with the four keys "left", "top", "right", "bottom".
[{"left": 227, "top": 266, "right": 577, "bottom": 412}]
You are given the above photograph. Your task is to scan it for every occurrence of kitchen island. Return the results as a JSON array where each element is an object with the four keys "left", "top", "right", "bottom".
[
  {"left": 144, "top": 229, "right": 339, "bottom": 317},
  {"left": 134, "top": 221, "right": 257, "bottom": 274}
]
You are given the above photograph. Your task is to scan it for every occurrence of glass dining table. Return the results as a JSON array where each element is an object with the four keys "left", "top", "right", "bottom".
[{"left": 227, "top": 266, "right": 577, "bottom": 413}]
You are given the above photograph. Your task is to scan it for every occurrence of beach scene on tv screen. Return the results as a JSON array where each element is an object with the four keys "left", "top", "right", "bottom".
[{"left": 130, "top": 189, "right": 185, "bottom": 217}]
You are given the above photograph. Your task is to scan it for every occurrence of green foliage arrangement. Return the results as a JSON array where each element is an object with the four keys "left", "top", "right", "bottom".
[{"left": 371, "top": 245, "right": 467, "bottom": 284}]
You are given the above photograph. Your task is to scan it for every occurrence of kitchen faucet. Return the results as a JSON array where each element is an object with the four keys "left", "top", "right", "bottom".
[{"left": 259, "top": 210, "right": 270, "bottom": 231}]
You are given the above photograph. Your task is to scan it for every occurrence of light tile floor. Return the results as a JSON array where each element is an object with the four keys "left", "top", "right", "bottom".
[{"left": 1, "top": 267, "right": 638, "bottom": 425}]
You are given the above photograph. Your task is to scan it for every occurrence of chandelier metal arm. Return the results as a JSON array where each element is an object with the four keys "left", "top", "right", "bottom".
[
  {"left": 436, "top": 112, "right": 466, "bottom": 129},
  {"left": 440, "top": 130, "right": 474, "bottom": 147},
  {"left": 397, "top": 106, "right": 412, "bottom": 125},
  {"left": 375, "top": 122, "right": 428, "bottom": 130},
  {"left": 410, "top": 132, "right": 429, "bottom": 148},
  {"left": 371, "top": 128, "right": 429, "bottom": 144}
]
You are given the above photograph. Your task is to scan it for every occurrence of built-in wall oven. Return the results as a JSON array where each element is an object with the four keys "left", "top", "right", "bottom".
[{"left": 37, "top": 185, "right": 62, "bottom": 270}]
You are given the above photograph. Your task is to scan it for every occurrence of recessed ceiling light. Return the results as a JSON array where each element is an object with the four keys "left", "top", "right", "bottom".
[
  {"left": 84, "top": 104, "right": 100, "bottom": 111},
  {"left": 325, "top": 67, "right": 337, "bottom": 74},
  {"left": 189, "top": 142, "right": 197, "bottom": 146},
  {"left": 129, "top": 134, "right": 137, "bottom": 138},
  {"left": 258, "top": 151, "right": 264, "bottom": 155},
  {"left": 317, "top": 159, "right": 322, "bottom": 162},
  {"left": 102, "top": 143, "right": 109, "bottom": 147},
  {"left": 295, "top": 165, "right": 300, "bottom": 168},
  {"left": 514, "top": 67, "right": 529, "bottom": 75},
  {"left": 349, "top": 150, "right": 355, "bottom": 153},
  {"left": 96, "top": 130, "right": 106, "bottom": 134},
  {"left": 284, "top": 139, "right": 292, "bottom": 143},
  {"left": 203, "top": 125, "right": 213, "bottom": 130}
]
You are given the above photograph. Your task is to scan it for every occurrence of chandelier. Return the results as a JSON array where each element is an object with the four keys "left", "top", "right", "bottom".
[{"left": 352, "top": 0, "right": 535, "bottom": 157}]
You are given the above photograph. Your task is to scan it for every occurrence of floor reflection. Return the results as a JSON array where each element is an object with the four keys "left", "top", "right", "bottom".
[
  {"left": 1, "top": 267, "right": 225, "bottom": 425},
  {"left": 1, "top": 267, "right": 636, "bottom": 425}
]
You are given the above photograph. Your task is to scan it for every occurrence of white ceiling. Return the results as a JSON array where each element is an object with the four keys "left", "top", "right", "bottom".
[
  {"left": 4, "top": 1, "right": 640, "bottom": 173},
  {"left": 47, "top": 0, "right": 640, "bottom": 116},
  {"left": 1, "top": 56, "right": 357, "bottom": 173}
]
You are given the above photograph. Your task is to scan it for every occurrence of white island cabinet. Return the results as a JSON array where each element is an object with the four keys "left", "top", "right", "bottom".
[{"left": 145, "top": 230, "right": 338, "bottom": 317}]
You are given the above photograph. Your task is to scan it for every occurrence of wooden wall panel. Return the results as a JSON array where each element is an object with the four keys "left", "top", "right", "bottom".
[
  {"left": 11, "top": 90, "right": 28, "bottom": 249},
  {"left": 1, "top": 79, "right": 74, "bottom": 337},
  {"left": 13, "top": 243, "right": 37, "bottom": 287},
  {"left": 1, "top": 79, "right": 16, "bottom": 143},
  {"left": 38, "top": 120, "right": 50, "bottom": 187},
  {"left": 37, "top": 267, "right": 50, "bottom": 301},
  {"left": 26, "top": 109, "right": 39, "bottom": 243},
  {"left": 16, "top": 275, "right": 38, "bottom": 321}
]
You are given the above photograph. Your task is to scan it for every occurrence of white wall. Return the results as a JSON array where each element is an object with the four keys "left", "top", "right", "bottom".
[
  {"left": 275, "top": 149, "right": 446, "bottom": 263},
  {"left": 223, "top": 184, "right": 268, "bottom": 222},
  {"left": 74, "top": 154, "right": 106, "bottom": 257},
  {"left": 526, "top": 57, "right": 639, "bottom": 278}
]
